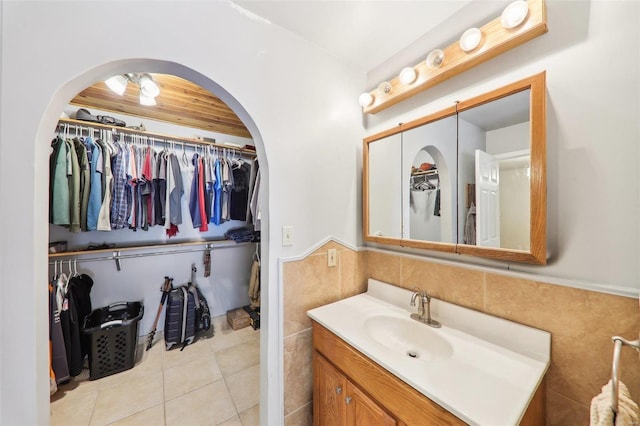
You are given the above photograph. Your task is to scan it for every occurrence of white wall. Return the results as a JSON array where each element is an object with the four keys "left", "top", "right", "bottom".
[
  {"left": 457, "top": 119, "right": 485, "bottom": 242},
  {"left": 364, "top": 1, "right": 640, "bottom": 297},
  {"left": 0, "top": 2, "right": 363, "bottom": 425}
]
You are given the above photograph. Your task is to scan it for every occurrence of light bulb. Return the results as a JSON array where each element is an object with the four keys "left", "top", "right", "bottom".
[
  {"left": 358, "top": 92, "right": 374, "bottom": 107},
  {"left": 459, "top": 28, "right": 482, "bottom": 52},
  {"left": 105, "top": 75, "right": 128, "bottom": 96},
  {"left": 139, "top": 73, "right": 160, "bottom": 98},
  {"left": 426, "top": 49, "right": 445, "bottom": 68},
  {"left": 399, "top": 67, "right": 417, "bottom": 85},
  {"left": 139, "top": 92, "right": 157, "bottom": 106},
  {"left": 501, "top": 0, "right": 529, "bottom": 29},
  {"left": 378, "top": 82, "right": 393, "bottom": 95}
]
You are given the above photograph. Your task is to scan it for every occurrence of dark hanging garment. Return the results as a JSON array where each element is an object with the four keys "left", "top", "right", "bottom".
[
  {"left": 50, "top": 281, "right": 70, "bottom": 384},
  {"left": 433, "top": 189, "right": 441, "bottom": 217},
  {"left": 69, "top": 274, "right": 93, "bottom": 359},
  {"left": 230, "top": 162, "right": 251, "bottom": 221},
  {"left": 60, "top": 289, "right": 83, "bottom": 377}
]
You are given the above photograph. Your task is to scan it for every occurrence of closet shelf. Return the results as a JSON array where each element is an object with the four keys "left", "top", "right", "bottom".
[
  {"left": 57, "top": 118, "right": 257, "bottom": 156},
  {"left": 48, "top": 238, "right": 250, "bottom": 258}
]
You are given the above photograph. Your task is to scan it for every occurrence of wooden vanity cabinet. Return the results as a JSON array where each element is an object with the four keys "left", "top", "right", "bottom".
[
  {"left": 312, "top": 321, "right": 546, "bottom": 426},
  {"left": 312, "top": 321, "right": 465, "bottom": 426}
]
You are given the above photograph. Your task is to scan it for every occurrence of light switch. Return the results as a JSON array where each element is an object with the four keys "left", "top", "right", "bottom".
[{"left": 282, "top": 226, "right": 294, "bottom": 246}]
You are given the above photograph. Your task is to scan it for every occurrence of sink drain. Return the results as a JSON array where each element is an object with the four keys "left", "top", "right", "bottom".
[{"left": 406, "top": 350, "right": 419, "bottom": 358}]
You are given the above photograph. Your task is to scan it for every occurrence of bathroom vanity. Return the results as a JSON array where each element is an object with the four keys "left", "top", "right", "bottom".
[{"left": 308, "top": 279, "right": 550, "bottom": 425}]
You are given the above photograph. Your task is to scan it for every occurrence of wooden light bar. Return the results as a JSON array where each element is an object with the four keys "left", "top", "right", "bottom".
[{"left": 363, "top": 0, "right": 547, "bottom": 114}]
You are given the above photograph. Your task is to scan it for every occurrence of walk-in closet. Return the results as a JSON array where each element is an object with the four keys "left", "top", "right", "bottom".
[{"left": 48, "top": 73, "right": 261, "bottom": 426}]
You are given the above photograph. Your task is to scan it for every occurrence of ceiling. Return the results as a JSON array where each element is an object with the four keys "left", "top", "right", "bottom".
[
  {"left": 232, "top": 1, "right": 472, "bottom": 72},
  {"left": 71, "top": 1, "right": 476, "bottom": 139},
  {"left": 70, "top": 74, "right": 252, "bottom": 139}
]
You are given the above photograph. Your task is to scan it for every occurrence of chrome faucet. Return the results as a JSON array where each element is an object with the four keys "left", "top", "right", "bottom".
[{"left": 410, "top": 288, "right": 441, "bottom": 328}]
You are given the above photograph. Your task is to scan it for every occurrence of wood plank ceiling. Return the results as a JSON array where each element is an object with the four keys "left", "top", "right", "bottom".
[{"left": 70, "top": 74, "right": 251, "bottom": 139}]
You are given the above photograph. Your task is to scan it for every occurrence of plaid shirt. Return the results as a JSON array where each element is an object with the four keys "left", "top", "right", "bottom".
[{"left": 110, "top": 141, "right": 130, "bottom": 229}]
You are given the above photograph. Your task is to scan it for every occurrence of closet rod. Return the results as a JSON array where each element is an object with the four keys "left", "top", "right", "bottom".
[
  {"left": 57, "top": 118, "right": 257, "bottom": 157},
  {"left": 48, "top": 242, "right": 253, "bottom": 271}
]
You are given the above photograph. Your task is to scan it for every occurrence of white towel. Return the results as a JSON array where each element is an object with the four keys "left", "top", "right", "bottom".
[{"left": 590, "top": 380, "right": 639, "bottom": 426}]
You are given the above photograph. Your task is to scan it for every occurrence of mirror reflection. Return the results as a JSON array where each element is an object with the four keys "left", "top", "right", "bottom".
[
  {"left": 457, "top": 89, "right": 531, "bottom": 250},
  {"left": 402, "top": 115, "right": 457, "bottom": 242},
  {"left": 363, "top": 72, "right": 546, "bottom": 264},
  {"left": 368, "top": 133, "right": 402, "bottom": 238}
]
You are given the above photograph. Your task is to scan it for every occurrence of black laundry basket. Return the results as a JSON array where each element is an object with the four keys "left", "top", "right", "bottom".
[{"left": 82, "top": 301, "right": 144, "bottom": 380}]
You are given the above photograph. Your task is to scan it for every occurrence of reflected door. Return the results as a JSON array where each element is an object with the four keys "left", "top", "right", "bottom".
[{"left": 475, "top": 149, "right": 500, "bottom": 247}]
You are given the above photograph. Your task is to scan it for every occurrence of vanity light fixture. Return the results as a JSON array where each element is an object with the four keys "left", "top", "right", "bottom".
[
  {"left": 378, "top": 81, "right": 393, "bottom": 95},
  {"left": 459, "top": 28, "right": 482, "bottom": 52},
  {"left": 358, "top": 0, "right": 547, "bottom": 114},
  {"left": 426, "top": 49, "right": 445, "bottom": 68},
  {"left": 501, "top": 0, "right": 529, "bottom": 29},
  {"left": 399, "top": 67, "right": 418, "bottom": 85},
  {"left": 359, "top": 92, "right": 375, "bottom": 107},
  {"left": 104, "top": 73, "right": 161, "bottom": 106}
]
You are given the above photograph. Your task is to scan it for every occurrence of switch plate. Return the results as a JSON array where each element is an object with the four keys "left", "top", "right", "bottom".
[
  {"left": 282, "top": 226, "right": 294, "bottom": 246},
  {"left": 328, "top": 249, "right": 337, "bottom": 267}
]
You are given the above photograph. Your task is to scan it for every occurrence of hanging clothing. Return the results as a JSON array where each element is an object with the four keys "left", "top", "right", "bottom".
[
  {"left": 248, "top": 258, "right": 260, "bottom": 309},
  {"left": 154, "top": 151, "right": 167, "bottom": 226},
  {"left": 72, "top": 138, "right": 90, "bottom": 231},
  {"left": 68, "top": 274, "right": 94, "bottom": 360},
  {"left": 189, "top": 153, "right": 202, "bottom": 228},
  {"left": 110, "top": 141, "right": 129, "bottom": 230},
  {"left": 50, "top": 137, "right": 70, "bottom": 225},
  {"left": 67, "top": 139, "right": 81, "bottom": 233},
  {"left": 86, "top": 137, "right": 102, "bottom": 231},
  {"left": 96, "top": 138, "right": 114, "bottom": 231},
  {"left": 433, "top": 189, "right": 441, "bottom": 217},
  {"left": 212, "top": 158, "right": 224, "bottom": 225},
  {"left": 49, "top": 280, "right": 69, "bottom": 385},
  {"left": 168, "top": 153, "right": 184, "bottom": 226},
  {"left": 230, "top": 161, "right": 251, "bottom": 221},
  {"left": 464, "top": 202, "right": 476, "bottom": 245},
  {"left": 198, "top": 157, "right": 208, "bottom": 232}
]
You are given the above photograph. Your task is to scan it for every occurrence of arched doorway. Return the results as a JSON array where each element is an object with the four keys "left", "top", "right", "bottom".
[{"left": 36, "top": 59, "right": 277, "bottom": 424}]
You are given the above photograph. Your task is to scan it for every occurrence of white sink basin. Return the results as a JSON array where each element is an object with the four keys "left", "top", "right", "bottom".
[
  {"left": 307, "top": 278, "right": 551, "bottom": 426},
  {"left": 364, "top": 315, "right": 453, "bottom": 361}
]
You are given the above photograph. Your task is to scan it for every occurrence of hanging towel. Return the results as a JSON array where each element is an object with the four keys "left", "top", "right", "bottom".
[
  {"left": 464, "top": 203, "right": 476, "bottom": 245},
  {"left": 590, "top": 379, "right": 640, "bottom": 426}
]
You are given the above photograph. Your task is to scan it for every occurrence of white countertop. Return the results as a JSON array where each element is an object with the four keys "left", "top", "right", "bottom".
[{"left": 307, "top": 279, "right": 550, "bottom": 426}]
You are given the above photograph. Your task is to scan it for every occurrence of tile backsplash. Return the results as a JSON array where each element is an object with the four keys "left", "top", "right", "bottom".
[{"left": 282, "top": 242, "right": 639, "bottom": 425}]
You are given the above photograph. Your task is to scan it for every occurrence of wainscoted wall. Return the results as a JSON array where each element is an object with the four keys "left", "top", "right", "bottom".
[
  {"left": 365, "top": 250, "right": 640, "bottom": 425},
  {"left": 282, "top": 241, "right": 365, "bottom": 424},
  {"left": 281, "top": 243, "right": 639, "bottom": 425}
]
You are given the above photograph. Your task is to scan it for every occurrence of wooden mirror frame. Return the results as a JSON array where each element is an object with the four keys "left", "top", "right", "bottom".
[{"left": 363, "top": 72, "right": 546, "bottom": 264}]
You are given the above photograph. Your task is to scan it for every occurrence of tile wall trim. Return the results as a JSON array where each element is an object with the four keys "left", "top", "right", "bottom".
[
  {"left": 279, "top": 235, "right": 361, "bottom": 265},
  {"left": 364, "top": 246, "right": 638, "bottom": 299}
]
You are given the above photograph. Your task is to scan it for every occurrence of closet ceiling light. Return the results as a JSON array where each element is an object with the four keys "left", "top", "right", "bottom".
[
  {"left": 399, "top": 67, "right": 417, "bottom": 85},
  {"left": 105, "top": 75, "right": 128, "bottom": 96},
  {"left": 139, "top": 92, "right": 157, "bottom": 106},
  {"left": 139, "top": 74, "right": 160, "bottom": 98},
  {"left": 105, "top": 73, "right": 160, "bottom": 106},
  {"left": 358, "top": 92, "right": 374, "bottom": 107}
]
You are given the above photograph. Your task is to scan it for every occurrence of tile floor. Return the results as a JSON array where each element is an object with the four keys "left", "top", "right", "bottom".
[{"left": 51, "top": 315, "right": 260, "bottom": 426}]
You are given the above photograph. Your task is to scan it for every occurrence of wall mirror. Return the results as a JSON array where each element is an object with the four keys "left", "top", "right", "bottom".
[{"left": 363, "top": 72, "right": 546, "bottom": 264}]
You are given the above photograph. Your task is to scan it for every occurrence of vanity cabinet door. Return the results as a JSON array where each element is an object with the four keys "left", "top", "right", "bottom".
[
  {"left": 314, "top": 351, "right": 396, "bottom": 426},
  {"left": 314, "top": 352, "right": 347, "bottom": 425},
  {"left": 346, "top": 380, "right": 396, "bottom": 426}
]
